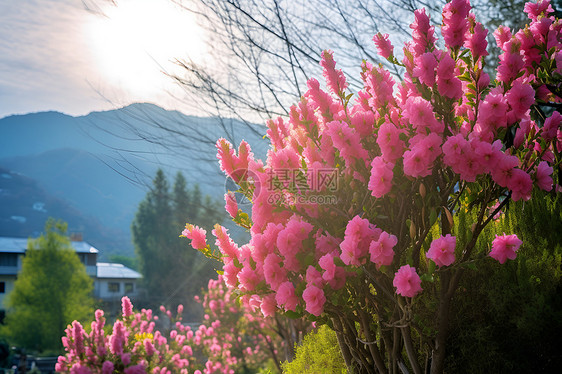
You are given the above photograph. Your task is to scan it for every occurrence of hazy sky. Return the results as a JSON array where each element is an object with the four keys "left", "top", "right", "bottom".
[{"left": 0, "top": 0, "right": 207, "bottom": 118}]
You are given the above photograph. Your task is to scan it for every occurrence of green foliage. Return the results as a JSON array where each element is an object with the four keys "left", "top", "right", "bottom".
[
  {"left": 131, "top": 169, "right": 223, "bottom": 318},
  {"left": 446, "top": 190, "right": 562, "bottom": 373},
  {"left": 281, "top": 325, "right": 346, "bottom": 374},
  {"left": 1, "top": 218, "right": 93, "bottom": 353},
  {"left": 108, "top": 254, "right": 139, "bottom": 271}
]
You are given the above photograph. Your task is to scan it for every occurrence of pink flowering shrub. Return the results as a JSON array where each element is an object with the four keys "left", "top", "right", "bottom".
[
  {"left": 184, "top": 0, "right": 561, "bottom": 372},
  {"left": 57, "top": 281, "right": 304, "bottom": 374},
  {"left": 56, "top": 297, "right": 199, "bottom": 374},
  {"left": 194, "top": 275, "right": 309, "bottom": 374}
]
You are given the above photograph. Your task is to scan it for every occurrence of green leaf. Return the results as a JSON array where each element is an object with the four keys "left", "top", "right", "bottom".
[
  {"left": 429, "top": 208, "right": 437, "bottom": 227},
  {"left": 420, "top": 273, "right": 434, "bottom": 282},
  {"left": 458, "top": 73, "right": 473, "bottom": 82},
  {"left": 284, "top": 310, "right": 303, "bottom": 319},
  {"left": 428, "top": 259, "right": 436, "bottom": 274}
]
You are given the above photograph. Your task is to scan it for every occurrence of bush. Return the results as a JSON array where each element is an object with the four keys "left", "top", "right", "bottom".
[
  {"left": 446, "top": 191, "right": 562, "bottom": 372},
  {"left": 281, "top": 325, "right": 346, "bottom": 374}
]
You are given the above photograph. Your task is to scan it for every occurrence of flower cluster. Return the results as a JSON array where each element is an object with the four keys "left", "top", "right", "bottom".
[
  {"left": 57, "top": 282, "right": 295, "bottom": 374},
  {"left": 56, "top": 297, "right": 198, "bottom": 374},
  {"left": 193, "top": 275, "right": 301, "bottom": 374},
  {"left": 185, "top": 0, "right": 561, "bottom": 325}
]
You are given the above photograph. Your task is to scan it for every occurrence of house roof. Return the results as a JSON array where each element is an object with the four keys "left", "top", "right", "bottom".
[
  {"left": 96, "top": 262, "right": 142, "bottom": 279},
  {"left": 0, "top": 236, "right": 99, "bottom": 254}
]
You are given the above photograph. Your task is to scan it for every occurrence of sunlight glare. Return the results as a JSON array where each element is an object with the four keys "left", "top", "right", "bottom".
[{"left": 87, "top": 0, "right": 206, "bottom": 98}]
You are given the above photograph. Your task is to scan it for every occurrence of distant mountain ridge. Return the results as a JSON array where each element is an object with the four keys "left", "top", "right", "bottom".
[
  {"left": 0, "top": 167, "right": 129, "bottom": 259},
  {"left": 0, "top": 103, "right": 268, "bottom": 258}
]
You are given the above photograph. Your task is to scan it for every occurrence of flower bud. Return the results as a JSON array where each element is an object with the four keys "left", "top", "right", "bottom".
[
  {"left": 419, "top": 183, "right": 427, "bottom": 198},
  {"left": 410, "top": 221, "right": 417, "bottom": 239},
  {"left": 444, "top": 207, "right": 454, "bottom": 228}
]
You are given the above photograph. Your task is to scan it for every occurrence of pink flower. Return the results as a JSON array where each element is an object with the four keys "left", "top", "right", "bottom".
[
  {"left": 505, "top": 81, "right": 535, "bottom": 121},
  {"left": 305, "top": 78, "right": 335, "bottom": 119},
  {"left": 321, "top": 50, "right": 348, "bottom": 96},
  {"left": 326, "top": 120, "right": 369, "bottom": 167},
  {"left": 340, "top": 216, "right": 380, "bottom": 266},
  {"left": 464, "top": 22, "right": 488, "bottom": 60},
  {"left": 306, "top": 265, "right": 324, "bottom": 287},
  {"left": 70, "top": 364, "right": 92, "bottom": 374},
  {"left": 441, "top": 0, "right": 470, "bottom": 48},
  {"left": 437, "top": 54, "right": 462, "bottom": 100},
  {"left": 216, "top": 138, "right": 254, "bottom": 183},
  {"left": 497, "top": 41, "right": 525, "bottom": 84},
  {"left": 144, "top": 339, "right": 156, "bottom": 356},
  {"left": 491, "top": 154, "right": 519, "bottom": 187},
  {"left": 404, "top": 96, "right": 443, "bottom": 134},
  {"left": 377, "top": 121, "right": 404, "bottom": 163},
  {"left": 393, "top": 265, "right": 423, "bottom": 298},
  {"left": 277, "top": 217, "right": 313, "bottom": 272},
  {"left": 489, "top": 234, "right": 522, "bottom": 264},
  {"left": 263, "top": 253, "right": 286, "bottom": 290},
  {"left": 122, "top": 296, "right": 133, "bottom": 317},
  {"left": 514, "top": 118, "right": 532, "bottom": 148},
  {"left": 542, "top": 111, "right": 561, "bottom": 141},
  {"left": 478, "top": 91, "right": 508, "bottom": 131},
  {"left": 350, "top": 109, "right": 375, "bottom": 137},
  {"left": 223, "top": 261, "right": 241, "bottom": 288},
  {"left": 181, "top": 224, "right": 208, "bottom": 250},
  {"left": 494, "top": 26, "right": 512, "bottom": 50},
  {"left": 507, "top": 168, "right": 532, "bottom": 201},
  {"left": 102, "top": 361, "right": 114, "bottom": 374},
  {"left": 302, "top": 284, "right": 326, "bottom": 316},
  {"left": 443, "top": 134, "right": 468, "bottom": 172},
  {"left": 266, "top": 117, "right": 289, "bottom": 150},
  {"left": 260, "top": 294, "right": 277, "bottom": 317},
  {"left": 212, "top": 225, "right": 239, "bottom": 260},
  {"left": 535, "top": 161, "right": 554, "bottom": 191},
  {"left": 373, "top": 33, "right": 394, "bottom": 59},
  {"left": 318, "top": 253, "right": 337, "bottom": 281},
  {"left": 72, "top": 321, "right": 85, "bottom": 356},
  {"left": 403, "top": 148, "right": 432, "bottom": 178},
  {"left": 109, "top": 320, "right": 127, "bottom": 356},
  {"left": 124, "top": 364, "right": 146, "bottom": 374},
  {"left": 426, "top": 234, "right": 456, "bottom": 267},
  {"left": 413, "top": 52, "right": 437, "bottom": 86},
  {"left": 237, "top": 266, "right": 260, "bottom": 292},
  {"left": 276, "top": 281, "right": 299, "bottom": 311},
  {"left": 403, "top": 135, "right": 441, "bottom": 178},
  {"left": 121, "top": 353, "right": 131, "bottom": 366},
  {"left": 368, "top": 157, "right": 394, "bottom": 198},
  {"left": 369, "top": 231, "right": 397, "bottom": 268},
  {"left": 471, "top": 139, "right": 502, "bottom": 174},
  {"left": 524, "top": 0, "right": 554, "bottom": 21},
  {"left": 410, "top": 9, "right": 436, "bottom": 55},
  {"left": 224, "top": 192, "right": 238, "bottom": 218},
  {"left": 362, "top": 63, "right": 397, "bottom": 108}
]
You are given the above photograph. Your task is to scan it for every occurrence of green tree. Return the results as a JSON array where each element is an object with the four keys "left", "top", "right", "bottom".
[
  {"left": 108, "top": 254, "right": 139, "bottom": 271},
  {"left": 282, "top": 325, "right": 347, "bottom": 374},
  {"left": 1, "top": 219, "right": 93, "bottom": 354},
  {"left": 132, "top": 169, "right": 223, "bottom": 319},
  {"left": 445, "top": 190, "right": 562, "bottom": 373}
]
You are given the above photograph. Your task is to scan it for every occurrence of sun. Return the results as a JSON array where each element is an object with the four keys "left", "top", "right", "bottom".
[{"left": 86, "top": 0, "right": 206, "bottom": 98}]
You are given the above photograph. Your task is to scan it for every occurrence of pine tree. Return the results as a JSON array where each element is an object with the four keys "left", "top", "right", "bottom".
[{"left": 132, "top": 170, "right": 223, "bottom": 319}]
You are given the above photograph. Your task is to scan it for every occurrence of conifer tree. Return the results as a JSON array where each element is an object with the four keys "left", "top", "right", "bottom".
[{"left": 132, "top": 169, "right": 222, "bottom": 318}]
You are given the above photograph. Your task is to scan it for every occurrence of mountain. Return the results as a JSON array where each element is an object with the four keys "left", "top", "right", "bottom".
[
  {"left": 0, "top": 167, "right": 130, "bottom": 259},
  {"left": 0, "top": 103, "right": 269, "bottom": 257},
  {"left": 1, "top": 148, "right": 147, "bottom": 244}
]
